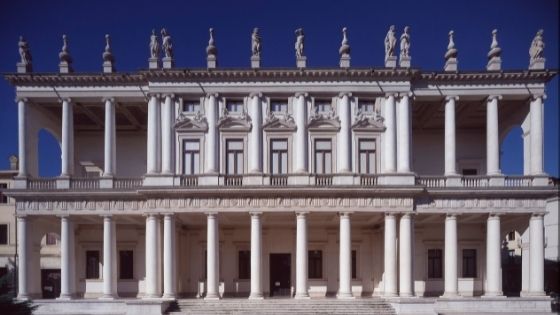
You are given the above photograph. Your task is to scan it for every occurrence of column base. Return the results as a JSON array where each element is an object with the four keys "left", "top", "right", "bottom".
[
  {"left": 482, "top": 292, "right": 505, "bottom": 298},
  {"left": 399, "top": 293, "right": 414, "bottom": 298},
  {"left": 336, "top": 292, "right": 355, "bottom": 299},
  {"left": 204, "top": 294, "right": 221, "bottom": 300},
  {"left": 440, "top": 292, "right": 461, "bottom": 299},
  {"left": 57, "top": 294, "right": 74, "bottom": 300},
  {"left": 162, "top": 294, "right": 176, "bottom": 299},
  {"left": 384, "top": 292, "right": 399, "bottom": 298},
  {"left": 142, "top": 294, "right": 162, "bottom": 299},
  {"left": 524, "top": 291, "right": 546, "bottom": 297},
  {"left": 294, "top": 293, "right": 311, "bottom": 299},
  {"left": 99, "top": 294, "right": 118, "bottom": 300},
  {"left": 16, "top": 294, "right": 30, "bottom": 301},
  {"left": 248, "top": 293, "right": 264, "bottom": 300}
]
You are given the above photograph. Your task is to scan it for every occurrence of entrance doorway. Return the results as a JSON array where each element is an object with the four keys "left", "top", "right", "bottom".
[
  {"left": 41, "top": 269, "right": 61, "bottom": 299},
  {"left": 269, "top": 253, "right": 291, "bottom": 297}
]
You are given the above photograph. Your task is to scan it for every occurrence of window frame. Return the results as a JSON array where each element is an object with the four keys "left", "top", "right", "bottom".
[
  {"left": 225, "top": 139, "right": 244, "bottom": 175},
  {"left": 119, "top": 250, "right": 134, "bottom": 280},
  {"left": 427, "top": 248, "right": 443, "bottom": 279},
  {"left": 226, "top": 99, "right": 244, "bottom": 113},
  {"left": 358, "top": 139, "right": 377, "bottom": 174},
  {"left": 238, "top": 250, "right": 250, "bottom": 280},
  {"left": 270, "top": 138, "right": 289, "bottom": 175},
  {"left": 0, "top": 224, "right": 8, "bottom": 245},
  {"left": 182, "top": 139, "right": 201, "bottom": 175},
  {"left": 314, "top": 138, "right": 333, "bottom": 174},
  {"left": 308, "top": 250, "right": 323, "bottom": 279},
  {"left": 462, "top": 248, "right": 477, "bottom": 278},
  {"left": 86, "top": 250, "right": 101, "bottom": 280},
  {"left": 182, "top": 100, "right": 201, "bottom": 113},
  {"left": 270, "top": 100, "right": 289, "bottom": 113}
]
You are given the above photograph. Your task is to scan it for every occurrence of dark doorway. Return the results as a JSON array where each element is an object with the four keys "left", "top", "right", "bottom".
[
  {"left": 269, "top": 253, "right": 291, "bottom": 297},
  {"left": 41, "top": 269, "right": 61, "bottom": 299}
]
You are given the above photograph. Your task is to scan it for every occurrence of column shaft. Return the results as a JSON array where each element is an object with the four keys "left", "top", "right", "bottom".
[
  {"left": 485, "top": 214, "right": 502, "bottom": 296},
  {"left": 294, "top": 94, "right": 308, "bottom": 173},
  {"left": 17, "top": 99, "right": 27, "bottom": 177},
  {"left": 384, "top": 95, "right": 397, "bottom": 173},
  {"left": 206, "top": 213, "right": 220, "bottom": 299},
  {"left": 521, "top": 229, "right": 530, "bottom": 295},
  {"left": 206, "top": 94, "right": 219, "bottom": 173},
  {"left": 444, "top": 97, "right": 457, "bottom": 175},
  {"left": 295, "top": 212, "right": 309, "bottom": 298},
  {"left": 161, "top": 94, "right": 175, "bottom": 174},
  {"left": 529, "top": 214, "right": 545, "bottom": 295},
  {"left": 384, "top": 214, "right": 397, "bottom": 296},
  {"left": 397, "top": 94, "right": 411, "bottom": 173},
  {"left": 337, "top": 93, "right": 351, "bottom": 173},
  {"left": 147, "top": 95, "right": 161, "bottom": 174},
  {"left": 59, "top": 216, "right": 75, "bottom": 299},
  {"left": 249, "top": 213, "right": 263, "bottom": 299},
  {"left": 443, "top": 214, "right": 458, "bottom": 297},
  {"left": 163, "top": 214, "right": 176, "bottom": 298},
  {"left": 338, "top": 212, "right": 353, "bottom": 298},
  {"left": 248, "top": 94, "right": 263, "bottom": 173},
  {"left": 61, "top": 99, "right": 74, "bottom": 176},
  {"left": 399, "top": 214, "right": 414, "bottom": 297},
  {"left": 103, "top": 98, "right": 116, "bottom": 176},
  {"left": 17, "top": 216, "right": 28, "bottom": 299},
  {"left": 486, "top": 96, "right": 500, "bottom": 175},
  {"left": 529, "top": 96, "right": 544, "bottom": 175},
  {"left": 145, "top": 215, "right": 160, "bottom": 298},
  {"left": 101, "top": 216, "right": 117, "bottom": 299}
]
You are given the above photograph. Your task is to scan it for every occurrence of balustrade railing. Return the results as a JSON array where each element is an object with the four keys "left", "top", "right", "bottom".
[
  {"left": 270, "top": 175, "right": 288, "bottom": 186},
  {"left": 70, "top": 178, "right": 100, "bottom": 189},
  {"left": 416, "top": 176, "right": 446, "bottom": 188},
  {"left": 180, "top": 175, "right": 199, "bottom": 187},
  {"left": 114, "top": 177, "right": 143, "bottom": 189},
  {"left": 461, "top": 176, "right": 490, "bottom": 188},
  {"left": 504, "top": 176, "right": 533, "bottom": 187},
  {"left": 27, "top": 178, "right": 57, "bottom": 190},
  {"left": 224, "top": 175, "right": 243, "bottom": 187},
  {"left": 360, "top": 175, "right": 379, "bottom": 187},
  {"left": 314, "top": 175, "right": 333, "bottom": 187}
]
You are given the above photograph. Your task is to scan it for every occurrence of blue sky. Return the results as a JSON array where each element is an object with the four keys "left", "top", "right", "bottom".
[{"left": 0, "top": 0, "right": 558, "bottom": 177}]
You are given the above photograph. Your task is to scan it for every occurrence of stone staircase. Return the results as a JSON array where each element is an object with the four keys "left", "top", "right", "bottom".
[{"left": 167, "top": 298, "right": 396, "bottom": 315}]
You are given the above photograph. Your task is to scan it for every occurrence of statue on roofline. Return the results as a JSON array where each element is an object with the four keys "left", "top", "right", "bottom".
[
  {"left": 295, "top": 28, "right": 305, "bottom": 58},
  {"left": 161, "top": 28, "right": 173, "bottom": 59},
  {"left": 18, "top": 36, "right": 32, "bottom": 65},
  {"left": 529, "top": 29, "right": 544, "bottom": 61},
  {"left": 149, "top": 29, "right": 159, "bottom": 59},
  {"left": 400, "top": 26, "right": 410, "bottom": 59},
  {"left": 384, "top": 25, "right": 396, "bottom": 59},
  {"left": 251, "top": 27, "right": 261, "bottom": 57}
]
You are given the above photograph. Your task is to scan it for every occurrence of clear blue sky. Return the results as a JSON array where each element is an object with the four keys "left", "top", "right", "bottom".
[{"left": 0, "top": 0, "right": 558, "bottom": 177}]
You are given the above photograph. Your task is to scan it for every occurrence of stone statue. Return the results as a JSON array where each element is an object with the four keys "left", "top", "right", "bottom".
[
  {"left": 295, "top": 28, "right": 305, "bottom": 58},
  {"left": 529, "top": 29, "right": 544, "bottom": 61},
  {"left": 18, "top": 36, "right": 32, "bottom": 65},
  {"left": 206, "top": 28, "right": 217, "bottom": 57},
  {"left": 161, "top": 28, "right": 173, "bottom": 59},
  {"left": 487, "top": 29, "right": 501, "bottom": 59},
  {"left": 399, "top": 26, "right": 410, "bottom": 59},
  {"left": 149, "top": 29, "right": 159, "bottom": 59},
  {"left": 59, "top": 34, "right": 72, "bottom": 63},
  {"left": 445, "top": 30, "right": 458, "bottom": 60},
  {"left": 384, "top": 25, "right": 396, "bottom": 59},
  {"left": 251, "top": 27, "right": 261, "bottom": 57},
  {"left": 339, "top": 27, "right": 350, "bottom": 57},
  {"left": 103, "top": 34, "right": 114, "bottom": 62}
]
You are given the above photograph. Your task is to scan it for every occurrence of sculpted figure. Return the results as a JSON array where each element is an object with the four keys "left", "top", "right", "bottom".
[
  {"left": 103, "top": 34, "right": 114, "bottom": 62},
  {"left": 59, "top": 34, "right": 72, "bottom": 62},
  {"left": 487, "top": 29, "right": 501, "bottom": 59},
  {"left": 161, "top": 28, "right": 173, "bottom": 58},
  {"left": 529, "top": 29, "right": 544, "bottom": 61},
  {"left": 149, "top": 29, "right": 159, "bottom": 59},
  {"left": 18, "top": 36, "right": 32, "bottom": 65},
  {"left": 206, "top": 28, "right": 217, "bottom": 56},
  {"left": 339, "top": 27, "right": 350, "bottom": 56},
  {"left": 384, "top": 25, "right": 396, "bottom": 58},
  {"left": 445, "top": 30, "right": 458, "bottom": 60},
  {"left": 295, "top": 28, "right": 305, "bottom": 58},
  {"left": 400, "top": 26, "right": 410, "bottom": 58},
  {"left": 251, "top": 27, "right": 261, "bottom": 57}
]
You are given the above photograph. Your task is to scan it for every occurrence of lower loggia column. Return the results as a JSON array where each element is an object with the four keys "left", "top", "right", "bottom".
[
  {"left": 399, "top": 213, "right": 414, "bottom": 297},
  {"left": 295, "top": 212, "right": 309, "bottom": 298},
  {"left": 59, "top": 216, "right": 75, "bottom": 299},
  {"left": 338, "top": 212, "right": 353, "bottom": 298},
  {"left": 484, "top": 214, "right": 503, "bottom": 297},
  {"left": 144, "top": 214, "right": 160, "bottom": 298},
  {"left": 163, "top": 214, "right": 176, "bottom": 298},
  {"left": 384, "top": 213, "right": 397, "bottom": 296},
  {"left": 206, "top": 213, "right": 220, "bottom": 299},
  {"left": 101, "top": 215, "right": 117, "bottom": 299},
  {"left": 249, "top": 212, "right": 263, "bottom": 299},
  {"left": 529, "top": 214, "right": 545, "bottom": 296},
  {"left": 443, "top": 214, "right": 459, "bottom": 297},
  {"left": 17, "top": 215, "right": 29, "bottom": 300}
]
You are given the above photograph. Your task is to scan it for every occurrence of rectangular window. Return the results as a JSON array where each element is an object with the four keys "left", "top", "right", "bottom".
[
  {"left": 119, "top": 250, "right": 134, "bottom": 280},
  {"left": 183, "top": 101, "right": 200, "bottom": 113},
  {"left": 86, "top": 250, "right": 100, "bottom": 279},
  {"left": 314, "top": 139, "right": 332, "bottom": 174},
  {"left": 358, "top": 101, "right": 375, "bottom": 113},
  {"left": 0, "top": 224, "right": 7, "bottom": 245},
  {"left": 428, "top": 249, "right": 443, "bottom": 279},
  {"left": 183, "top": 140, "right": 200, "bottom": 175},
  {"left": 46, "top": 233, "right": 57, "bottom": 245},
  {"left": 270, "top": 139, "right": 288, "bottom": 174},
  {"left": 462, "top": 169, "right": 478, "bottom": 176},
  {"left": 308, "top": 250, "right": 323, "bottom": 279},
  {"left": 226, "top": 139, "right": 244, "bottom": 175},
  {"left": 0, "top": 183, "right": 7, "bottom": 203},
  {"left": 358, "top": 139, "right": 376, "bottom": 174},
  {"left": 352, "top": 250, "right": 357, "bottom": 279},
  {"left": 270, "top": 101, "right": 288, "bottom": 113},
  {"left": 226, "top": 100, "right": 243, "bottom": 113},
  {"left": 238, "top": 250, "right": 250, "bottom": 280},
  {"left": 462, "top": 249, "right": 477, "bottom": 278},
  {"left": 315, "top": 101, "right": 332, "bottom": 113}
]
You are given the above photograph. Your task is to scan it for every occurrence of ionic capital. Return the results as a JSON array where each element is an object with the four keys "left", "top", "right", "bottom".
[
  {"left": 295, "top": 211, "right": 309, "bottom": 217},
  {"left": 338, "top": 92, "right": 352, "bottom": 99},
  {"left": 206, "top": 93, "right": 219, "bottom": 99},
  {"left": 162, "top": 93, "right": 175, "bottom": 99},
  {"left": 294, "top": 92, "right": 308, "bottom": 98},
  {"left": 486, "top": 95, "right": 503, "bottom": 102},
  {"left": 15, "top": 97, "right": 28, "bottom": 103},
  {"left": 205, "top": 211, "right": 219, "bottom": 217},
  {"left": 399, "top": 92, "right": 414, "bottom": 99},
  {"left": 445, "top": 95, "right": 460, "bottom": 102},
  {"left": 530, "top": 93, "right": 547, "bottom": 101},
  {"left": 249, "top": 92, "right": 263, "bottom": 99},
  {"left": 530, "top": 212, "right": 545, "bottom": 219},
  {"left": 147, "top": 93, "right": 160, "bottom": 99},
  {"left": 338, "top": 211, "right": 353, "bottom": 217},
  {"left": 249, "top": 211, "right": 263, "bottom": 217},
  {"left": 61, "top": 97, "right": 72, "bottom": 104},
  {"left": 385, "top": 92, "right": 398, "bottom": 99},
  {"left": 102, "top": 97, "right": 115, "bottom": 103}
]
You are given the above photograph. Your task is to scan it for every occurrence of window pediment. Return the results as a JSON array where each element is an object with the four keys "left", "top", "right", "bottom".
[
  {"left": 263, "top": 111, "right": 296, "bottom": 132},
  {"left": 351, "top": 110, "right": 385, "bottom": 132},
  {"left": 307, "top": 108, "right": 340, "bottom": 132},
  {"left": 217, "top": 107, "right": 252, "bottom": 132},
  {"left": 175, "top": 112, "right": 208, "bottom": 132}
]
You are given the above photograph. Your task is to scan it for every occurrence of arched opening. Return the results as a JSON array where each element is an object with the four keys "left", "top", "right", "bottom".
[
  {"left": 501, "top": 229, "right": 522, "bottom": 296},
  {"left": 39, "top": 232, "right": 61, "bottom": 299},
  {"left": 37, "top": 129, "right": 61, "bottom": 177},
  {"left": 500, "top": 126, "right": 524, "bottom": 175}
]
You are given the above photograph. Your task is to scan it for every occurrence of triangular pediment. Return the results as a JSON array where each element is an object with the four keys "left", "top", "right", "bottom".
[
  {"left": 351, "top": 118, "right": 385, "bottom": 131},
  {"left": 175, "top": 112, "right": 208, "bottom": 132},
  {"left": 217, "top": 115, "right": 252, "bottom": 132},
  {"left": 263, "top": 112, "right": 296, "bottom": 132}
]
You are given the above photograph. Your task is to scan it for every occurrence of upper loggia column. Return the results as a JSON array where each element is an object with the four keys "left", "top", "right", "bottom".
[
  {"left": 443, "top": 214, "right": 458, "bottom": 297},
  {"left": 399, "top": 213, "right": 414, "bottom": 297},
  {"left": 61, "top": 98, "right": 74, "bottom": 177},
  {"left": 103, "top": 98, "right": 117, "bottom": 177},
  {"left": 163, "top": 214, "right": 177, "bottom": 298},
  {"left": 206, "top": 213, "right": 220, "bottom": 299},
  {"left": 295, "top": 212, "right": 309, "bottom": 298},
  {"left": 17, "top": 98, "right": 28, "bottom": 178},
  {"left": 529, "top": 214, "right": 545, "bottom": 296},
  {"left": 147, "top": 94, "right": 161, "bottom": 174},
  {"left": 338, "top": 212, "right": 353, "bottom": 298},
  {"left": 397, "top": 93, "right": 411, "bottom": 173},
  {"left": 248, "top": 93, "right": 263, "bottom": 173},
  {"left": 444, "top": 96, "right": 458, "bottom": 176},
  {"left": 486, "top": 95, "right": 501, "bottom": 175},
  {"left": 337, "top": 93, "right": 352, "bottom": 173},
  {"left": 206, "top": 94, "right": 219, "bottom": 173},
  {"left": 17, "top": 215, "right": 29, "bottom": 299},
  {"left": 294, "top": 93, "right": 308, "bottom": 173},
  {"left": 485, "top": 214, "right": 503, "bottom": 296},
  {"left": 529, "top": 95, "right": 544, "bottom": 175},
  {"left": 161, "top": 94, "right": 175, "bottom": 175},
  {"left": 101, "top": 215, "right": 117, "bottom": 299},
  {"left": 144, "top": 214, "right": 160, "bottom": 298},
  {"left": 249, "top": 212, "right": 263, "bottom": 299},
  {"left": 384, "top": 94, "right": 397, "bottom": 173},
  {"left": 384, "top": 213, "right": 397, "bottom": 296},
  {"left": 59, "top": 216, "right": 75, "bottom": 299}
]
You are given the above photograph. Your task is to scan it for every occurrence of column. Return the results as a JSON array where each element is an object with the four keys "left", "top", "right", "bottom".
[
  {"left": 383, "top": 213, "right": 397, "bottom": 296},
  {"left": 59, "top": 216, "right": 75, "bottom": 299},
  {"left": 520, "top": 229, "right": 530, "bottom": 296},
  {"left": 337, "top": 93, "right": 352, "bottom": 173},
  {"left": 294, "top": 93, "right": 308, "bottom": 173},
  {"left": 147, "top": 94, "right": 161, "bottom": 174},
  {"left": 384, "top": 94, "right": 397, "bottom": 173},
  {"left": 163, "top": 214, "right": 176, "bottom": 298},
  {"left": 444, "top": 96, "right": 458, "bottom": 176},
  {"left": 206, "top": 94, "right": 219, "bottom": 173},
  {"left": 295, "top": 212, "right": 309, "bottom": 298},
  {"left": 101, "top": 216, "right": 117, "bottom": 299},
  {"left": 17, "top": 215, "right": 29, "bottom": 299},
  {"left": 529, "top": 214, "right": 545, "bottom": 296},
  {"left": 61, "top": 98, "right": 74, "bottom": 177},
  {"left": 443, "top": 214, "right": 458, "bottom": 297},
  {"left": 17, "top": 98, "right": 28, "bottom": 177},
  {"left": 399, "top": 213, "right": 414, "bottom": 297},
  {"left": 486, "top": 96, "right": 501, "bottom": 175},
  {"left": 529, "top": 95, "right": 544, "bottom": 175},
  {"left": 485, "top": 214, "right": 503, "bottom": 296},
  {"left": 249, "top": 212, "right": 263, "bottom": 299},
  {"left": 397, "top": 93, "right": 411, "bottom": 173},
  {"left": 338, "top": 212, "right": 353, "bottom": 298},
  {"left": 103, "top": 98, "right": 116, "bottom": 177},
  {"left": 206, "top": 213, "right": 220, "bottom": 299},
  {"left": 161, "top": 94, "right": 175, "bottom": 175},
  {"left": 144, "top": 214, "right": 160, "bottom": 298},
  {"left": 248, "top": 93, "right": 263, "bottom": 173}
]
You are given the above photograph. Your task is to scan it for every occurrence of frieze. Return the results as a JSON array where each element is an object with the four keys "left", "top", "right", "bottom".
[{"left": 416, "top": 197, "right": 546, "bottom": 211}]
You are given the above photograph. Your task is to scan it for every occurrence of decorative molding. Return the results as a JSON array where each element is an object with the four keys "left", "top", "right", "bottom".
[
  {"left": 416, "top": 197, "right": 547, "bottom": 212},
  {"left": 262, "top": 110, "right": 296, "bottom": 131},
  {"left": 352, "top": 108, "right": 385, "bottom": 131},
  {"left": 217, "top": 106, "right": 252, "bottom": 131},
  {"left": 174, "top": 111, "right": 208, "bottom": 132},
  {"left": 308, "top": 105, "right": 340, "bottom": 131}
]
